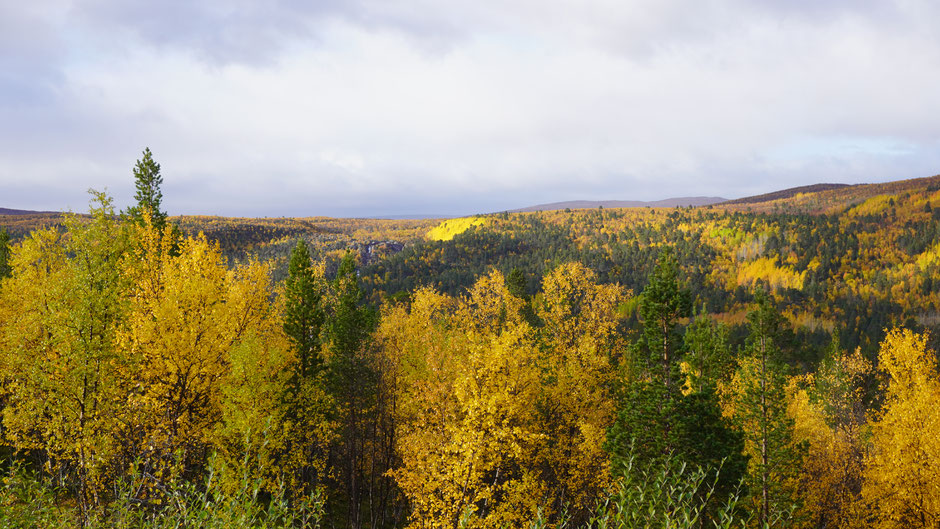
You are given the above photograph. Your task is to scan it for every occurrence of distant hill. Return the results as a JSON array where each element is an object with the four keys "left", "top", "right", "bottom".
[
  {"left": 0, "top": 207, "right": 59, "bottom": 216},
  {"left": 509, "top": 196, "right": 727, "bottom": 213},
  {"left": 725, "top": 184, "right": 853, "bottom": 205},
  {"left": 507, "top": 174, "right": 940, "bottom": 217},
  {"left": 0, "top": 209, "right": 67, "bottom": 241},
  {"left": 723, "top": 174, "right": 940, "bottom": 214}
]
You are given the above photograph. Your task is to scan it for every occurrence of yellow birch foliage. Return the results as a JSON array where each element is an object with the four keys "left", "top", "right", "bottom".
[
  {"left": 384, "top": 272, "right": 544, "bottom": 528},
  {"left": 0, "top": 228, "right": 69, "bottom": 455},
  {"left": 457, "top": 269, "right": 526, "bottom": 334},
  {"left": 787, "top": 349, "right": 871, "bottom": 529},
  {"left": 534, "top": 262, "right": 628, "bottom": 517},
  {"left": 118, "top": 221, "right": 272, "bottom": 473},
  {"left": 381, "top": 288, "right": 465, "bottom": 526},
  {"left": 0, "top": 195, "right": 132, "bottom": 510},
  {"left": 384, "top": 266, "right": 629, "bottom": 527},
  {"left": 215, "top": 320, "right": 334, "bottom": 495},
  {"left": 862, "top": 328, "right": 940, "bottom": 528},
  {"left": 215, "top": 281, "right": 335, "bottom": 496},
  {"left": 736, "top": 257, "right": 805, "bottom": 291}
]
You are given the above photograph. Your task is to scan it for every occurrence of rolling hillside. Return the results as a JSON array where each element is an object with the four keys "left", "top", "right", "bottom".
[
  {"left": 723, "top": 174, "right": 940, "bottom": 213},
  {"left": 509, "top": 196, "right": 727, "bottom": 212}
]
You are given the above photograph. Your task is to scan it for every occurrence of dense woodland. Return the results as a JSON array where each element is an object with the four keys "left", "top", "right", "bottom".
[{"left": 1, "top": 155, "right": 940, "bottom": 528}]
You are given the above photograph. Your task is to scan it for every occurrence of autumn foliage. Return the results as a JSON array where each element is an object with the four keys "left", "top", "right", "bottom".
[{"left": 4, "top": 176, "right": 940, "bottom": 528}]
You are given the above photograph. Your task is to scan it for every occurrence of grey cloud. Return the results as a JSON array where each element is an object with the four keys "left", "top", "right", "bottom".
[
  {"left": 68, "top": 0, "right": 476, "bottom": 65},
  {"left": 28, "top": 1, "right": 938, "bottom": 69},
  {"left": 3, "top": 1, "right": 940, "bottom": 217},
  {"left": 0, "top": 6, "right": 67, "bottom": 106},
  {"left": 71, "top": 0, "right": 331, "bottom": 65}
]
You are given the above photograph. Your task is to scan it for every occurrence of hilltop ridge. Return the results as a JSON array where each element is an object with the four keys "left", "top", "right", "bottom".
[
  {"left": 725, "top": 183, "right": 853, "bottom": 205},
  {"left": 509, "top": 196, "right": 727, "bottom": 212},
  {"left": 0, "top": 207, "right": 60, "bottom": 216},
  {"left": 723, "top": 174, "right": 940, "bottom": 214}
]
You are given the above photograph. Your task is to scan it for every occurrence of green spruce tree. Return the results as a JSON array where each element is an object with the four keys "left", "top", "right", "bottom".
[
  {"left": 684, "top": 309, "right": 734, "bottom": 393},
  {"left": 505, "top": 266, "right": 539, "bottom": 327},
  {"left": 608, "top": 248, "right": 745, "bottom": 516},
  {"left": 637, "top": 247, "right": 691, "bottom": 387},
  {"left": 125, "top": 147, "right": 167, "bottom": 230},
  {"left": 0, "top": 227, "right": 11, "bottom": 279},
  {"left": 506, "top": 267, "right": 527, "bottom": 298},
  {"left": 281, "top": 239, "right": 334, "bottom": 495},
  {"left": 284, "top": 239, "right": 326, "bottom": 378},
  {"left": 726, "top": 290, "right": 801, "bottom": 527},
  {"left": 325, "top": 253, "right": 381, "bottom": 528}
]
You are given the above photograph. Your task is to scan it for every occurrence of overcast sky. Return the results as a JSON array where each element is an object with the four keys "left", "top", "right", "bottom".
[{"left": 2, "top": 1, "right": 940, "bottom": 217}]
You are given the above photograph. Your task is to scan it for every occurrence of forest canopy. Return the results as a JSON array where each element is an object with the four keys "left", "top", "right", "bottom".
[{"left": 3, "top": 168, "right": 940, "bottom": 527}]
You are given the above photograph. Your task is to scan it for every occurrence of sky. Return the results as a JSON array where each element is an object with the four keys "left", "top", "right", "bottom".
[{"left": 2, "top": 1, "right": 940, "bottom": 218}]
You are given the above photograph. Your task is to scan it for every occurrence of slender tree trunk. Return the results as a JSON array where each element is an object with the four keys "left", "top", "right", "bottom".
[
  {"left": 662, "top": 319, "right": 670, "bottom": 387},
  {"left": 760, "top": 332, "right": 769, "bottom": 528}
]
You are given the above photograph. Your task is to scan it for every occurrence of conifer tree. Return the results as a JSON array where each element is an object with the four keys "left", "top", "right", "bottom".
[
  {"left": 608, "top": 248, "right": 744, "bottom": 515},
  {"left": 684, "top": 310, "right": 733, "bottom": 393},
  {"left": 280, "top": 239, "right": 335, "bottom": 496},
  {"left": 506, "top": 266, "right": 539, "bottom": 326},
  {"left": 125, "top": 147, "right": 167, "bottom": 230},
  {"left": 723, "top": 290, "right": 801, "bottom": 528},
  {"left": 325, "top": 253, "right": 382, "bottom": 528},
  {"left": 284, "top": 239, "right": 326, "bottom": 378},
  {"left": 506, "top": 267, "right": 527, "bottom": 298},
  {"left": 0, "top": 227, "right": 10, "bottom": 279},
  {"left": 638, "top": 247, "right": 691, "bottom": 387}
]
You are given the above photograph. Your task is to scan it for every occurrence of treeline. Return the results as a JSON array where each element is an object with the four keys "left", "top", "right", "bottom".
[{"left": 2, "top": 194, "right": 940, "bottom": 528}]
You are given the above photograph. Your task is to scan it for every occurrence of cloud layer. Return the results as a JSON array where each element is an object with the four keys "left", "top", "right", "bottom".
[{"left": 2, "top": 1, "right": 940, "bottom": 216}]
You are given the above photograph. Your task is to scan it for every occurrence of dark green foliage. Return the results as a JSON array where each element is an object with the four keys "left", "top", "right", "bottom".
[
  {"left": 745, "top": 290, "right": 788, "bottom": 360},
  {"left": 506, "top": 267, "right": 527, "bottom": 298},
  {"left": 736, "top": 291, "right": 803, "bottom": 527},
  {"left": 327, "top": 254, "right": 376, "bottom": 370},
  {"left": 607, "top": 382, "right": 746, "bottom": 508},
  {"left": 359, "top": 202, "right": 940, "bottom": 362},
  {"left": 361, "top": 218, "right": 579, "bottom": 299},
  {"left": 0, "top": 227, "right": 11, "bottom": 279},
  {"left": 0, "top": 455, "right": 325, "bottom": 528},
  {"left": 684, "top": 311, "right": 734, "bottom": 393},
  {"left": 506, "top": 266, "right": 540, "bottom": 327},
  {"left": 204, "top": 224, "right": 315, "bottom": 265},
  {"left": 578, "top": 449, "right": 748, "bottom": 529},
  {"left": 284, "top": 239, "right": 326, "bottom": 378},
  {"left": 324, "top": 253, "right": 390, "bottom": 528},
  {"left": 678, "top": 389, "right": 748, "bottom": 502},
  {"left": 281, "top": 242, "right": 331, "bottom": 519},
  {"left": 608, "top": 250, "right": 745, "bottom": 515},
  {"left": 607, "top": 382, "right": 682, "bottom": 464},
  {"left": 637, "top": 247, "right": 692, "bottom": 387},
  {"left": 124, "top": 147, "right": 167, "bottom": 230},
  {"left": 7, "top": 176, "right": 940, "bottom": 527}
]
